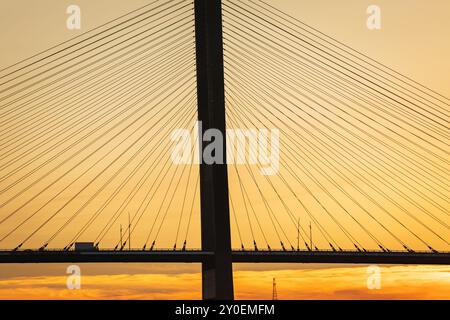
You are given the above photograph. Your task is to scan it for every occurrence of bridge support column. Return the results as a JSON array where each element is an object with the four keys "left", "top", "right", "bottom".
[{"left": 194, "top": 0, "right": 234, "bottom": 300}]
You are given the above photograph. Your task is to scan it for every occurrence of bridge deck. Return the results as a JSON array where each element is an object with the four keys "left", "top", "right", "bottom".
[{"left": 0, "top": 250, "right": 449, "bottom": 265}]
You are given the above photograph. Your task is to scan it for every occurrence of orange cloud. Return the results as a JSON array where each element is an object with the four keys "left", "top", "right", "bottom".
[
  {"left": 0, "top": 265, "right": 449, "bottom": 300},
  {"left": 234, "top": 265, "right": 450, "bottom": 300}
]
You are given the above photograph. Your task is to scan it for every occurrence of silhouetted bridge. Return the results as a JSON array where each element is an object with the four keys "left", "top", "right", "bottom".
[
  {"left": 1, "top": 249, "right": 449, "bottom": 265},
  {"left": 0, "top": 0, "right": 448, "bottom": 300}
]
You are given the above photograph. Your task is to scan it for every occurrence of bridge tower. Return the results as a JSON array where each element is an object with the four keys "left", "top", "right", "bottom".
[{"left": 194, "top": 0, "right": 234, "bottom": 300}]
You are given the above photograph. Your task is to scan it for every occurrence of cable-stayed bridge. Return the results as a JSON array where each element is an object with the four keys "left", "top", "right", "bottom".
[{"left": 0, "top": 0, "right": 448, "bottom": 300}]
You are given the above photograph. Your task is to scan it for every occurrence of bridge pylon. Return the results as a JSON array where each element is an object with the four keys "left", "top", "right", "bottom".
[{"left": 194, "top": 0, "right": 234, "bottom": 300}]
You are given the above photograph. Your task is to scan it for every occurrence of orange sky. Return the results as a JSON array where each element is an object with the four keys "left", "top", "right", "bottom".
[
  {"left": 0, "top": 0, "right": 448, "bottom": 300},
  {"left": 0, "top": 0, "right": 447, "bottom": 251},
  {"left": 0, "top": 264, "right": 449, "bottom": 300}
]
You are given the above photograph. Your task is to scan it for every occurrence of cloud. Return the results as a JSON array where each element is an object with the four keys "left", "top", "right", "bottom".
[{"left": 0, "top": 265, "right": 448, "bottom": 300}]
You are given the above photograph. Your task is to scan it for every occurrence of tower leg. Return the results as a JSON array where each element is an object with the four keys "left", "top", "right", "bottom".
[{"left": 194, "top": 0, "right": 234, "bottom": 300}]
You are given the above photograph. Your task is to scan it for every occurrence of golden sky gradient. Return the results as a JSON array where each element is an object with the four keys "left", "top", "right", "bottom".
[
  {"left": 0, "top": 0, "right": 448, "bottom": 299},
  {"left": 0, "top": 0, "right": 447, "bottom": 250},
  {"left": 1, "top": 0, "right": 449, "bottom": 94}
]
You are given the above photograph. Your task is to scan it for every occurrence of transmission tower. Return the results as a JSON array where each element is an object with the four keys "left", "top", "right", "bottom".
[{"left": 272, "top": 278, "right": 278, "bottom": 300}]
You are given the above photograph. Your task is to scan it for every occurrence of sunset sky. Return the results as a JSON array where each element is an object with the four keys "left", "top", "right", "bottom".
[
  {"left": 0, "top": 264, "right": 449, "bottom": 299},
  {"left": 0, "top": 0, "right": 448, "bottom": 299}
]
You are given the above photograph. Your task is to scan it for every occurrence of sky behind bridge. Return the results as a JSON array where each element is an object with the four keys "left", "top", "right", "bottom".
[{"left": 0, "top": 0, "right": 448, "bottom": 299}]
